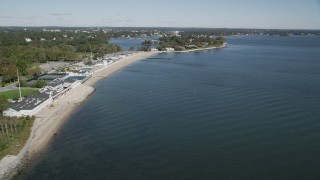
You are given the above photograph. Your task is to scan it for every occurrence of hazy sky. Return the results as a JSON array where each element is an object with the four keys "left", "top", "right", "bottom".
[{"left": 1, "top": 0, "right": 320, "bottom": 29}]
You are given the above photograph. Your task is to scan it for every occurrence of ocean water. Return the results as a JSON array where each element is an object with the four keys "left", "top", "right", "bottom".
[{"left": 18, "top": 36, "right": 320, "bottom": 180}]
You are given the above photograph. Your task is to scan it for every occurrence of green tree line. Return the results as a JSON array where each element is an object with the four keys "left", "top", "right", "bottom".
[
  {"left": 0, "top": 29, "right": 123, "bottom": 83},
  {"left": 158, "top": 35, "right": 226, "bottom": 51}
]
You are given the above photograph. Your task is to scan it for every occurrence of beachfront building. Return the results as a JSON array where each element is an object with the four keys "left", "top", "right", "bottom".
[
  {"left": 3, "top": 92, "right": 52, "bottom": 117},
  {"left": 165, "top": 47, "right": 175, "bottom": 51},
  {"left": 3, "top": 78, "right": 82, "bottom": 117},
  {"left": 40, "top": 78, "right": 82, "bottom": 100},
  {"left": 78, "top": 67, "right": 93, "bottom": 75}
]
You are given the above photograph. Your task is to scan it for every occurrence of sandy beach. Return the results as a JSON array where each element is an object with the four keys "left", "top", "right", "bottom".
[
  {"left": 29, "top": 51, "right": 160, "bottom": 155},
  {"left": 85, "top": 51, "right": 160, "bottom": 86},
  {"left": 0, "top": 51, "right": 160, "bottom": 178}
]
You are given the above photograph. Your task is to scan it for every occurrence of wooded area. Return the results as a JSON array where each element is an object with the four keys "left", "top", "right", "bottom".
[
  {"left": 0, "top": 29, "right": 122, "bottom": 83},
  {"left": 158, "top": 35, "right": 226, "bottom": 51}
]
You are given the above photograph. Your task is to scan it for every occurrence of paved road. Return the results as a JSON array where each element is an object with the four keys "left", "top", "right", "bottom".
[
  {"left": 0, "top": 83, "right": 18, "bottom": 92},
  {"left": 0, "top": 84, "right": 38, "bottom": 93}
]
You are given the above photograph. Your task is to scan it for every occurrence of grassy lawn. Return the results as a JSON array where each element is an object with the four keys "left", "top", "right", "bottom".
[
  {"left": 0, "top": 89, "right": 39, "bottom": 100},
  {"left": 0, "top": 116, "right": 35, "bottom": 159}
]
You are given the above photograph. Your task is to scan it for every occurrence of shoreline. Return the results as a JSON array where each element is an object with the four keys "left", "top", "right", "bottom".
[
  {"left": 0, "top": 46, "right": 225, "bottom": 178},
  {"left": 178, "top": 44, "right": 227, "bottom": 53},
  {"left": 0, "top": 51, "right": 160, "bottom": 179},
  {"left": 30, "top": 51, "right": 161, "bottom": 157}
]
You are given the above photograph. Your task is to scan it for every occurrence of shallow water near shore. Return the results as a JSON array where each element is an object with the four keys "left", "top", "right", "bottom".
[{"left": 18, "top": 36, "right": 320, "bottom": 180}]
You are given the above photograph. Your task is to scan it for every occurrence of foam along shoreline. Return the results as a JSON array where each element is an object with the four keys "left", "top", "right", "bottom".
[{"left": 0, "top": 51, "right": 160, "bottom": 179}]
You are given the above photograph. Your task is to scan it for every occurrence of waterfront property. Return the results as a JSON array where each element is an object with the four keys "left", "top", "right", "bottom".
[
  {"left": 2, "top": 51, "right": 135, "bottom": 118},
  {"left": 28, "top": 73, "right": 67, "bottom": 85},
  {"left": 94, "top": 51, "right": 138, "bottom": 67},
  {"left": 165, "top": 47, "right": 175, "bottom": 51},
  {"left": 3, "top": 77, "right": 82, "bottom": 117},
  {"left": 3, "top": 92, "right": 52, "bottom": 117},
  {"left": 78, "top": 67, "right": 93, "bottom": 74}
]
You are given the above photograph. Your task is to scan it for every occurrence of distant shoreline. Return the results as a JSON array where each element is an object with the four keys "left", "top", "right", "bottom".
[
  {"left": 0, "top": 46, "right": 227, "bottom": 179},
  {"left": 178, "top": 44, "right": 227, "bottom": 53}
]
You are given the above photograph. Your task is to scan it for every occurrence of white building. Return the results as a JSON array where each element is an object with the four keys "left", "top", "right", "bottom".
[
  {"left": 25, "top": 38, "right": 32, "bottom": 42},
  {"left": 165, "top": 47, "right": 175, "bottom": 51},
  {"left": 3, "top": 78, "right": 81, "bottom": 117}
]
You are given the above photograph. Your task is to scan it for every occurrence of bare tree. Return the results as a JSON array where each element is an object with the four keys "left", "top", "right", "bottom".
[
  {"left": 13, "top": 117, "right": 18, "bottom": 133},
  {"left": 4, "top": 117, "right": 9, "bottom": 136},
  {"left": 8, "top": 117, "right": 13, "bottom": 134},
  {"left": 0, "top": 116, "right": 6, "bottom": 140}
]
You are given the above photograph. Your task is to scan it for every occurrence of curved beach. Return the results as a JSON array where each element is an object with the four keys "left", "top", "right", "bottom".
[{"left": 0, "top": 51, "right": 160, "bottom": 178}]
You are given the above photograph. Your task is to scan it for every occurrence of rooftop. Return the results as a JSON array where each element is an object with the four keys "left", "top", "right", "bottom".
[{"left": 10, "top": 92, "right": 50, "bottom": 111}]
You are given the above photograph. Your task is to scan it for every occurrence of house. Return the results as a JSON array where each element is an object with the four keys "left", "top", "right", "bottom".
[
  {"left": 40, "top": 78, "right": 80, "bottom": 100},
  {"left": 25, "top": 38, "right": 32, "bottom": 42},
  {"left": 166, "top": 48, "right": 174, "bottom": 51}
]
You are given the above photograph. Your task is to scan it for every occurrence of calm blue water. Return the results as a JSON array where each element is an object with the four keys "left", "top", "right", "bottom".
[{"left": 19, "top": 36, "right": 320, "bottom": 180}]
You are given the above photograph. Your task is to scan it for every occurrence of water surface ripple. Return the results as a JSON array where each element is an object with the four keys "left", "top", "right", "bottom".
[{"left": 19, "top": 36, "right": 320, "bottom": 180}]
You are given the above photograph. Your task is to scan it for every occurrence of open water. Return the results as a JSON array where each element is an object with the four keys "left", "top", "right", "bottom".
[{"left": 18, "top": 35, "right": 320, "bottom": 180}]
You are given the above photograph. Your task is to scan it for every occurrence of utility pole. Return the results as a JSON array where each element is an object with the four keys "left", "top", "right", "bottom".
[
  {"left": 16, "top": 69, "right": 22, "bottom": 100},
  {"left": 90, "top": 45, "right": 93, "bottom": 61}
]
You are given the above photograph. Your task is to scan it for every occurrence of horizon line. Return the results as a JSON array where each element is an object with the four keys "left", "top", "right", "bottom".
[{"left": 1, "top": 26, "right": 320, "bottom": 31}]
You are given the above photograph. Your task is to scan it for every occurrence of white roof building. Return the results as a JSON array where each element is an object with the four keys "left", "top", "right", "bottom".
[
  {"left": 3, "top": 78, "right": 81, "bottom": 117},
  {"left": 165, "top": 47, "right": 175, "bottom": 51},
  {"left": 3, "top": 92, "right": 52, "bottom": 117},
  {"left": 25, "top": 38, "right": 32, "bottom": 42}
]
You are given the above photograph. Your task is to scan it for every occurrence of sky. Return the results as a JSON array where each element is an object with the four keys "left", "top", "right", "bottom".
[{"left": 0, "top": 0, "right": 320, "bottom": 29}]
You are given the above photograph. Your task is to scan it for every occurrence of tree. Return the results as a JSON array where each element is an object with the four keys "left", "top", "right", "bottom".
[
  {"left": 19, "top": 80, "right": 28, "bottom": 87},
  {"left": 0, "top": 95, "right": 8, "bottom": 139},
  {"left": 0, "top": 117, "right": 6, "bottom": 140},
  {"left": 0, "top": 58, "right": 17, "bottom": 83},
  {"left": 141, "top": 40, "right": 152, "bottom": 51},
  {"left": 27, "top": 65, "right": 42, "bottom": 77},
  {"left": 141, "top": 40, "right": 152, "bottom": 46},
  {"left": 12, "top": 117, "right": 18, "bottom": 132},
  {"left": 139, "top": 46, "right": 150, "bottom": 52},
  {"left": 16, "top": 59, "right": 28, "bottom": 76},
  {"left": 85, "top": 60, "right": 93, "bottom": 66},
  {"left": 128, "top": 46, "right": 135, "bottom": 51},
  {"left": 0, "top": 95, "right": 8, "bottom": 114},
  {"left": 34, "top": 80, "right": 46, "bottom": 88}
]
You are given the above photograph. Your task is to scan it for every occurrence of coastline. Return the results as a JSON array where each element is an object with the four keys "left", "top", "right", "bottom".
[
  {"left": 30, "top": 51, "right": 161, "bottom": 157},
  {"left": 0, "top": 51, "right": 160, "bottom": 179},
  {"left": 178, "top": 44, "right": 227, "bottom": 53},
  {"left": 0, "top": 46, "right": 226, "bottom": 178}
]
